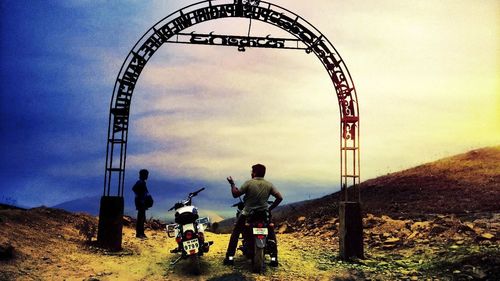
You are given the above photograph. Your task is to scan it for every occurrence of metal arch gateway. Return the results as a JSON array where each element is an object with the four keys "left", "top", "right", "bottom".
[
  {"left": 100, "top": 0, "right": 361, "bottom": 256},
  {"left": 105, "top": 0, "right": 360, "bottom": 196}
]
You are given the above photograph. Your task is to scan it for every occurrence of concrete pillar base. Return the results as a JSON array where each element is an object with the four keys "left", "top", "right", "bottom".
[
  {"left": 339, "top": 201, "right": 364, "bottom": 260},
  {"left": 97, "top": 196, "right": 124, "bottom": 251}
]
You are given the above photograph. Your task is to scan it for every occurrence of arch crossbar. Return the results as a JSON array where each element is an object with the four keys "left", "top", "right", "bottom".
[{"left": 104, "top": 0, "right": 360, "bottom": 199}]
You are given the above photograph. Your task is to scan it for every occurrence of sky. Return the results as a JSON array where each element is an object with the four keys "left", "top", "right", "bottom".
[{"left": 0, "top": 0, "right": 499, "bottom": 215}]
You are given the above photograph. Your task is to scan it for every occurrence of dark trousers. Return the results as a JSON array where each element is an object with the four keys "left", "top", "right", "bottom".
[
  {"left": 226, "top": 215, "right": 278, "bottom": 257},
  {"left": 136, "top": 209, "right": 146, "bottom": 236}
]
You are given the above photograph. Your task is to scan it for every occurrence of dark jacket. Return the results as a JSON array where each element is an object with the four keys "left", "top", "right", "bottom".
[{"left": 133, "top": 180, "right": 149, "bottom": 210}]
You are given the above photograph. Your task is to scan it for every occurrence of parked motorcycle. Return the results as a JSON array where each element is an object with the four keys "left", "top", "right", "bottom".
[
  {"left": 166, "top": 188, "right": 213, "bottom": 274},
  {"left": 231, "top": 198, "right": 277, "bottom": 273}
]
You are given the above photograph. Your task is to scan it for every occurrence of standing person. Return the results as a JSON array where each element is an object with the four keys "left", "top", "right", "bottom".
[
  {"left": 223, "top": 164, "right": 283, "bottom": 267},
  {"left": 132, "top": 169, "right": 150, "bottom": 239}
]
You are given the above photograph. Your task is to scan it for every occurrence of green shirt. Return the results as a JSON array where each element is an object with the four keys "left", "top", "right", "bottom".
[{"left": 239, "top": 177, "right": 278, "bottom": 216}]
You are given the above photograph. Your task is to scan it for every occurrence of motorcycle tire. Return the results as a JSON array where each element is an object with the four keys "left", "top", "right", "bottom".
[
  {"left": 252, "top": 246, "right": 265, "bottom": 273},
  {"left": 190, "top": 255, "right": 201, "bottom": 275}
]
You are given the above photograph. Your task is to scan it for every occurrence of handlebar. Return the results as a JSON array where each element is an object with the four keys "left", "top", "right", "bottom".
[
  {"left": 168, "top": 202, "right": 183, "bottom": 211},
  {"left": 189, "top": 187, "right": 205, "bottom": 198},
  {"left": 168, "top": 188, "right": 205, "bottom": 211}
]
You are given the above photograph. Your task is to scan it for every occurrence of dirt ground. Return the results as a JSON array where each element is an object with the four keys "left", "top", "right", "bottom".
[
  {"left": 1, "top": 207, "right": 499, "bottom": 280},
  {"left": 2, "top": 228, "right": 499, "bottom": 281},
  {"left": 1, "top": 225, "right": 345, "bottom": 281}
]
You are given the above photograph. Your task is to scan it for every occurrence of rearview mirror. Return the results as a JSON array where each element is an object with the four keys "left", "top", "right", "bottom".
[{"left": 166, "top": 223, "right": 177, "bottom": 238}]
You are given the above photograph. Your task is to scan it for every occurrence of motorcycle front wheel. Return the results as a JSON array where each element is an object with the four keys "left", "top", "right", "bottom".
[{"left": 252, "top": 246, "right": 265, "bottom": 273}]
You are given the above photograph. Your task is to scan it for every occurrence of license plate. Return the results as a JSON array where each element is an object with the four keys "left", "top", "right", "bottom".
[
  {"left": 253, "top": 227, "right": 268, "bottom": 235},
  {"left": 182, "top": 239, "right": 199, "bottom": 253}
]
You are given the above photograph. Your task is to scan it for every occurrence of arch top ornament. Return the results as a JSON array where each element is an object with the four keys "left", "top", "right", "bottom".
[{"left": 104, "top": 0, "right": 359, "bottom": 200}]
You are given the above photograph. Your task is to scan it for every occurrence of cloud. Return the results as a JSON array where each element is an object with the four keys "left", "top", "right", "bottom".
[
  {"left": 120, "top": 40, "right": 342, "bottom": 187},
  {"left": 127, "top": 111, "right": 340, "bottom": 184}
]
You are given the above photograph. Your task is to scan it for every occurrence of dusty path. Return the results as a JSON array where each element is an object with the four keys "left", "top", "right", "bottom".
[{"left": 61, "top": 228, "right": 342, "bottom": 281}]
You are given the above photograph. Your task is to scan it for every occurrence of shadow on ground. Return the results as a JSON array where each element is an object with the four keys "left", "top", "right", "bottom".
[{"left": 207, "top": 272, "right": 252, "bottom": 281}]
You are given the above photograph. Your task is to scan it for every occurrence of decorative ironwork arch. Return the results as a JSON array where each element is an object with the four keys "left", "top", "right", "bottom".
[{"left": 104, "top": 0, "right": 360, "bottom": 199}]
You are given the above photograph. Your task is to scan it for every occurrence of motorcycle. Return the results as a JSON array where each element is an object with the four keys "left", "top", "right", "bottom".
[
  {"left": 231, "top": 198, "right": 278, "bottom": 273},
  {"left": 166, "top": 188, "right": 213, "bottom": 274}
]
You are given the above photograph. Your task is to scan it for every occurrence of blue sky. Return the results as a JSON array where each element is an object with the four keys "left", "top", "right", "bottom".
[{"left": 1, "top": 1, "right": 498, "bottom": 216}]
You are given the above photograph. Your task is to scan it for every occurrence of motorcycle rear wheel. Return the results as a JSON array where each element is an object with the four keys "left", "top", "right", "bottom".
[
  {"left": 190, "top": 255, "right": 201, "bottom": 275},
  {"left": 252, "top": 246, "right": 265, "bottom": 273}
]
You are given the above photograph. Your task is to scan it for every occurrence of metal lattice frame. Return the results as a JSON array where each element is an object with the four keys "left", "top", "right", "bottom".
[{"left": 104, "top": 0, "right": 360, "bottom": 200}]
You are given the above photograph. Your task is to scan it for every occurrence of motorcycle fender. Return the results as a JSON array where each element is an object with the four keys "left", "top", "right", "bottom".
[
  {"left": 182, "top": 223, "right": 196, "bottom": 232},
  {"left": 255, "top": 237, "right": 267, "bottom": 248}
]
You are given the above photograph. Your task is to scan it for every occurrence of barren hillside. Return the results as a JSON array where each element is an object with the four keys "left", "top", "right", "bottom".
[{"left": 272, "top": 146, "right": 500, "bottom": 224}]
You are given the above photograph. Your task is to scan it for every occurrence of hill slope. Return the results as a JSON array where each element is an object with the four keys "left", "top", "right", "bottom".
[
  {"left": 52, "top": 195, "right": 101, "bottom": 216},
  {"left": 273, "top": 146, "right": 500, "bottom": 223},
  {"left": 360, "top": 146, "right": 499, "bottom": 215}
]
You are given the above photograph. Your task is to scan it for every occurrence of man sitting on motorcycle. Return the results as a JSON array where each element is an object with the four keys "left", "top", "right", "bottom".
[{"left": 224, "top": 163, "right": 283, "bottom": 267}]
